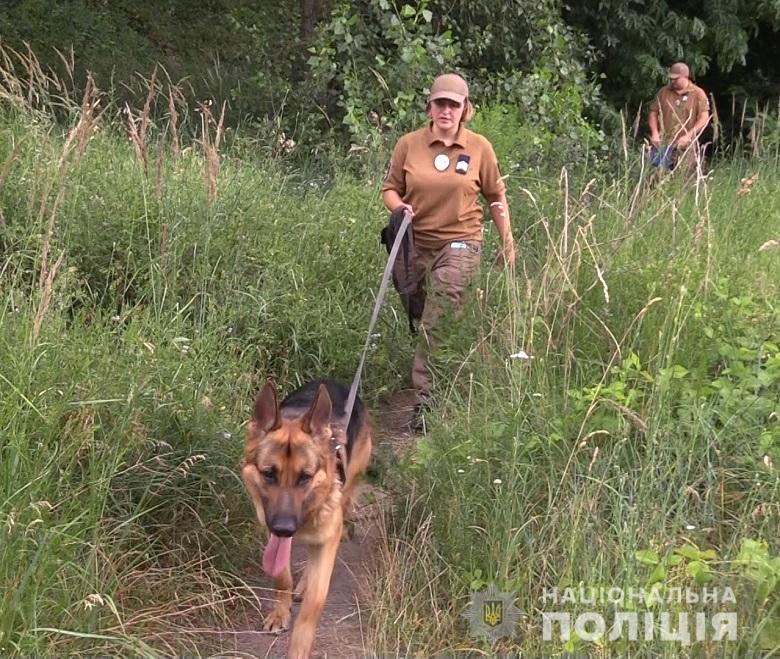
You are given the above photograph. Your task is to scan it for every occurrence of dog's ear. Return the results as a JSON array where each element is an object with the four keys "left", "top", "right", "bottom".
[
  {"left": 252, "top": 381, "right": 280, "bottom": 433},
  {"left": 301, "top": 384, "right": 332, "bottom": 437}
]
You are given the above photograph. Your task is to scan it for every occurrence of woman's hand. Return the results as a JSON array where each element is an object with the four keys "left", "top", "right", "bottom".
[
  {"left": 383, "top": 189, "right": 414, "bottom": 218},
  {"left": 493, "top": 241, "right": 516, "bottom": 269},
  {"left": 395, "top": 202, "right": 415, "bottom": 219}
]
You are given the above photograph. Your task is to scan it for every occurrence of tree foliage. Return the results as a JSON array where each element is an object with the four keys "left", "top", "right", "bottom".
[
  {"left": 302, "top": 0, "right": 604, "bottom": 168},
  {"left": 2, "top": 0, "right": 779, "bottom": 153},
  {"left": 564, "top": 0, "right": 780, "bottom": 105}
]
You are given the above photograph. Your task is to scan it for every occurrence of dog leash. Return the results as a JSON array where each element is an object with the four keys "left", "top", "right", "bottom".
[{"left": 335, "top": 210, "right": 413, "bottom": 469}]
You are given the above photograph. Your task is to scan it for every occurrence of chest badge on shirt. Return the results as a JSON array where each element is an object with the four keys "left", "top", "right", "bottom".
[
  {"left": 434, "top": 154, "right": 450, "bottom": 171},
  {"left": 455, "top": 154, "right": 471, "bottom": 175}
]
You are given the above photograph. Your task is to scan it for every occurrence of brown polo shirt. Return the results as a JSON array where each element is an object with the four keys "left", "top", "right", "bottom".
[
  {"left": 650, "top": 82, "right": 709, "bottom": 142},
  {"left": 382, "top": 125, "right": 505, "bottom": 250}
]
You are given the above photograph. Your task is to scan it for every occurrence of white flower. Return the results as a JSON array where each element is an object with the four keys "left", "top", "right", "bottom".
[
  {"left": 509, "top": 350, "right": 533, "bottom": 360},
  {"left": 493, "top": 478, "right": 502, "bottom": 485},
  {"left": 457, "top": 468, "right": 465, "bottom": 474}
]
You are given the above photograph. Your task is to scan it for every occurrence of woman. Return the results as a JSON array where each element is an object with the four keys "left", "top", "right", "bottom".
[{"left": 381, "top": 73, "right": 515, "bottom": 423}]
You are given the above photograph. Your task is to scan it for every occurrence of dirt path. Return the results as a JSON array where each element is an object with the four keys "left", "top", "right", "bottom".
[{"left": 216, "top": 391, "right": 417, "bottom": 659}]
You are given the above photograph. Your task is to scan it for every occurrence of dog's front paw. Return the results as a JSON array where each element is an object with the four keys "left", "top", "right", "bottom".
[{"left": 262, "top": 604, "right": 290, "bottom": 632}]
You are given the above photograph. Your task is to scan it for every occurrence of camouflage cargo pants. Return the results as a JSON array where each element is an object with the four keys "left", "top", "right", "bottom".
[{"left": 401, "top": 240, "right": 482, "bottom": 398}]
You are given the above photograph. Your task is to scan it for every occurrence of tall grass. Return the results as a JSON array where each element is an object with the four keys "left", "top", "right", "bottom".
[
  {"left": 0, "top": 47, "right": 396, "bottom": 655},
  {"left": 2, "top": 43, "right": 779, "bottom": 657},
  {"left": 370, "top": 151, "right": 780, "bottom": 654}
]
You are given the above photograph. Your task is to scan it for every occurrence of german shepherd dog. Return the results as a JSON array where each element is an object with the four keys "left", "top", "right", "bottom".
[{"left": 241, "top": 379, "right": 373, "bottom": 658}]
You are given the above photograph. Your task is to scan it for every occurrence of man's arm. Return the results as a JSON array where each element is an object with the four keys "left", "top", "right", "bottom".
[
  {"left": 648, "top": 109, "right": 661, "bottom": 147},
  {"left": 677, "top": 109, "right": 710, "bottom": 148},
  {"left": 677, "top": 89, "right": 710, "bottom": 148}
]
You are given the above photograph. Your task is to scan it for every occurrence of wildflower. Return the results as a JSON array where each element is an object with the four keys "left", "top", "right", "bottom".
[
  {"left": 509, "top": 350, "right": 533, "bottom": 360},
  {"left": 493, "top": 478, "right": 502, "bottom": 485}
]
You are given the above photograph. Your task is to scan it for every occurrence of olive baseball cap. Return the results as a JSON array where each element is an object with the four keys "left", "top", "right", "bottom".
[
  {"left": 669, "top": 62, "right": 690, "bottom": 79},
  {"left": 428, "top": 73, "right": 469, "bottom": 103}
]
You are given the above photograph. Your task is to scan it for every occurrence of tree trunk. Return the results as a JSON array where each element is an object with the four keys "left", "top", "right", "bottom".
[
  {"left": 315, "top": 0, "right": 329, "bottom": 22},
  {"left": 302, "top": 0, "right": 330, "bottom": 42},
  {"left": 302, "top": 0, "right": 315, "bottom": 43}
]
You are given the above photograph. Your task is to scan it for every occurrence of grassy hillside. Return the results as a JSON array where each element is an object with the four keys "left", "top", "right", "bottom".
[{"left": 1, "top": 55, "right": 779, "bottom": 657}]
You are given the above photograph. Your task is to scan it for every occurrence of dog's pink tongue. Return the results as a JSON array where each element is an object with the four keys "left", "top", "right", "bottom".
[{"left": 263, "top": 534, "right": 292, "bottom": 577}]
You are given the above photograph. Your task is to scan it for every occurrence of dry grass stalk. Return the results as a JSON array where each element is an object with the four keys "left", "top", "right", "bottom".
[
  {"left": 52, "top": 45, "right": 76, "bottom": 90},
  {"left": 692, "top": 177, "right": 712, "bottom": 250},
  {"left": 692, "top": 211, "right": 705, "bottom": 245},
  {"left": 125, "top": 102, "right": 146, "bottom": 173},
  {"left": 0, "top": 46, "right": 24, "bottom": 108},
  {"left": 140, "top": 68, "right": 158, "bottom": 151},
  {"left": 699, "top": 184, "right": 714, "bottom": 296},
  {"left": 560, "top": 166, "right": 570, "bottom": 256},
  {"left": 160, "top": 221, "right": 170, "bottom": 271},
  {"left": 0, "top": 134, "right": 27, "bottom": 193},
  {"left": 58, "top": 72, "right": 100, "bottom": 171},
  {"left": 21, "top": 43, "right": 45, "bottom": 108},
  {"left": 199, "top": 100, "right": 226, "bottom": 203},
  {"left": 619, "top": 110, "right": 628, "bottom": 163},
  {"left": 631, "top": 102, "right": 643, "bottom": 142},
  {"left": 709, "top": 93, "right": 720, "bottom": 145},
  {"left": 124, "top": 68, "right": 158, "bottom": 178},
  {"left": 600, "top": 398, "right": 648, "bottom": 434},
  {"left": 0, "top": 44, "right": 68, "bottom": 117},
  {"left": 17, "top": 43, "right": 75, "bottom": 115},
  {"left": 31, "top": 249, "right": 64, "bottom": 344},
  {"left": 75, "top": 72, "right": 99, "bottom": 161},
  {"left": 33, "top": 73, "right": 100, "bottom": 344},
  {"left": 39, "top": 77, "right": 99, "bottom": 280},
  {"left": 167, "top": 84, "right": 184, "bottom": 170},
  {"left": 156, "top": 133, "right": 165, "bottom": 198}
]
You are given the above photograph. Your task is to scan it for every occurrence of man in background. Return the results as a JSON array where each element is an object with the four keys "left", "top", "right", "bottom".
[{"left": 648, "top": 62, "right": 710, "bottom": 178}]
